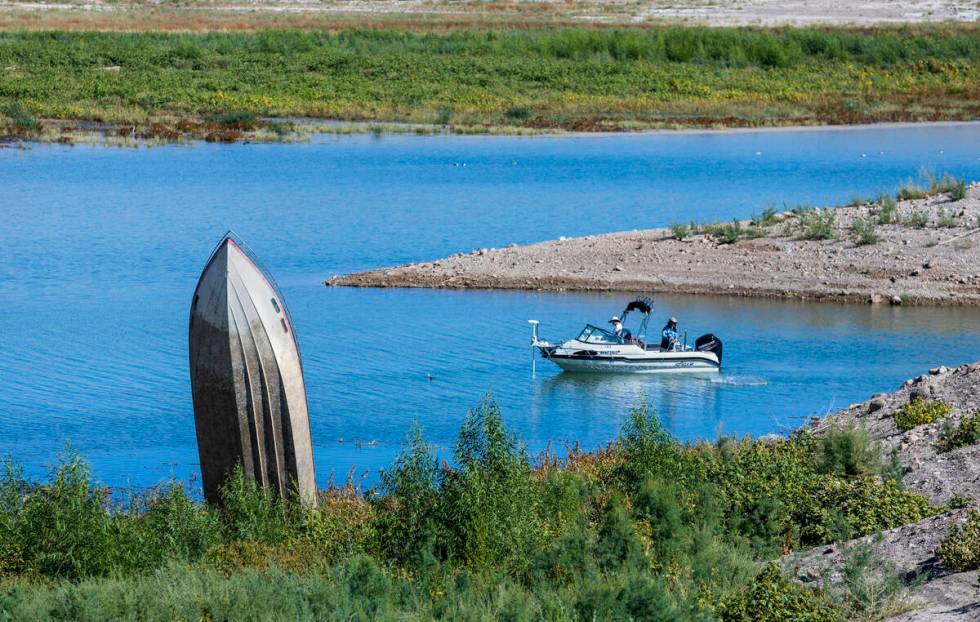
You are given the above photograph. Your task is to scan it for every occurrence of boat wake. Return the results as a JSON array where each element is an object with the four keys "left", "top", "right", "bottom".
[{"left": 707, "top": 374, "right": 768, "bottom": 387}]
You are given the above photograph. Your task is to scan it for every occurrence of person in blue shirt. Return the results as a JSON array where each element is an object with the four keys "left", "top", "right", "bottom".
[{"left": 660, "top": 317, "right": 680, "bottom": 351}]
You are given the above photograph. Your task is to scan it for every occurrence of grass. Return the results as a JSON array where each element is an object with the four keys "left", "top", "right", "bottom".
[
  {"left": 1, "top": 25, "right": 980, "bottom": 138},
  {"left": 0, "top": 399, "right": 938, "bottom": 620}
]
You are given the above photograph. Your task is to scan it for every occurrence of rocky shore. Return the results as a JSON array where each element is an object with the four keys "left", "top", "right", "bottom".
[
  {"left": 328, "top": 184, "right": 980, "bottom": 307},
  {"left": 790, "top": 362, "right": 980, "bottom": 620}
]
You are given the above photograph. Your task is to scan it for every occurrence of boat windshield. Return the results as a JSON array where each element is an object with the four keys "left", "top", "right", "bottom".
[{"left": 576, "top": 325, "right": 621, "bottom": 344}]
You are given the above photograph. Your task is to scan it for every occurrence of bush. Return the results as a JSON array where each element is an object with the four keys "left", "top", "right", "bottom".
[
  {"left": 752, "top": 207, "right": 779, "bottom": 227},
  {"left": 893, "top": 399, "right": 950, "bottom": 432},
  {"left": 877, "top": 195, "right": 897, "bottom": 224},
  {"left": 669, "top": 223, "right": 690, "bottom": 240},
  {"left": 851, "top": 217, "right": 878, "bottom": 245},
  {"left": 937, "top": 413, "right": 980, "bottom": 452},
  {"left": 903, "top": 210, "right": 929, "bottom": 229},
  {"left": 799, "top": 210, "right": 836, "bottom": 240},
  {"left": 936, "top": 510, "right": 980, "bottom": 571},
  {"left": 719, "top": 563, "right": 841, "bottom": 622},
  {"left": 897, "top": 182, "right": 929, "bottom": 201},
  {"left": 814, "top": 426, "right": 881, "bottom": 479},
  {"left": 438, "top": 397, "right": 542, "bottom": 570},
  {"left": 704, "top": 220, "right": 743, "bottom": 244},
  {"left": 503, "top": 105, "right": 532, "bottom": 121},
  {"left": 376, "top": 422, "right": 441, "bottom": 567},
  {"left": 0, "top": 454, "right": 118, "bottom": 580},
  {"left": 932, "top": 173, "right": 967, "bottom": 201},
  {"left": 2, "top": 102, "right": 39, "bottom": 131}
]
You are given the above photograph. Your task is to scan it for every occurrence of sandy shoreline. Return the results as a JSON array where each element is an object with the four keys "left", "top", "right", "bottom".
[{"left": 328, "top": 185, "right": 980, "bottom": 307}]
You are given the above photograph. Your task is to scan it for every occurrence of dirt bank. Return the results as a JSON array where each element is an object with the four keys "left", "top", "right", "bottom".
[
  {"left": 328, "top": 184, "right": 980, "bottom": 306},
  {"left": 789, "top": 361, "right": 980, "bottom": 620}
]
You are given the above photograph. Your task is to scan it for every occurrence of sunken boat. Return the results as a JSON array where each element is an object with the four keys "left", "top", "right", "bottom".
[{"left": 188, "top": 234, "right": 316, "bottom": 505}]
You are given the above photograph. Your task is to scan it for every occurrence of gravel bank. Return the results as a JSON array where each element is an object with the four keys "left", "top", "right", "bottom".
[{"left": 328, "top": 185, "right": 980, "bottom": 307}]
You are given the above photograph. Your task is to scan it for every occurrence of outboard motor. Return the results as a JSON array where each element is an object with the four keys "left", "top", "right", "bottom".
[{"left": 694, "top": 334, "right": 723, "bottom": 365}]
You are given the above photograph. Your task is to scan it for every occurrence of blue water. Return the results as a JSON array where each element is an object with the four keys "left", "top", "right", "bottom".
[{"left": 2, "top": 123, "right": 980, "bottom": 491}]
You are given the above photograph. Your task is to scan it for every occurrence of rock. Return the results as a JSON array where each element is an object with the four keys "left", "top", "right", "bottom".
[
  {"left": 868, "top": 399, "right": 885, "bottom": 413},
  {"left": 890, "top": 295, "right": 903, "bottom": 305},
  {"left": 869, "top": 293, "right": 885, "bottom": 304},
  {"left": 613, "top": 265, "right": 624, "bottom": 272}
]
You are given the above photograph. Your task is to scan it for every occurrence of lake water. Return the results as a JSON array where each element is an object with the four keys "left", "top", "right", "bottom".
[{"left": 2, "top": 123, "right": 980, "bottom": 491}]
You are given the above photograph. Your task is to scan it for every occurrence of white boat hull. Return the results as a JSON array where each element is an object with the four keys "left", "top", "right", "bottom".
[{"left": 545, "top": 352, "right": 720, "bottom": 374}]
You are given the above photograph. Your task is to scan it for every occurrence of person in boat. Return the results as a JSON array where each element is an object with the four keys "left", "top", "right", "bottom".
[
  {"left": 660, "top": 317, "right": 680, "bottom": 351},
  {"left": 609, "top": 316, "right": 631, "bottom": 343}
]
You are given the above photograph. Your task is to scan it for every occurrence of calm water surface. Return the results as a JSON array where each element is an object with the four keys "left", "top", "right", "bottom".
[{"left": 2, "top": 124, "right": 980, "bottom": 489}]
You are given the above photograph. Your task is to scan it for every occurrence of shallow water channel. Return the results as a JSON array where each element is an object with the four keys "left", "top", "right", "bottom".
[{"left": 2, "top": 123, "right": 980, "bottom": 489}]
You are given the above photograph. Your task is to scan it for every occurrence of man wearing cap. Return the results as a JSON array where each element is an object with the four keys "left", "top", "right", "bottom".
[{"left": 660, "top": 317, "right": 680, "bottom": 351}]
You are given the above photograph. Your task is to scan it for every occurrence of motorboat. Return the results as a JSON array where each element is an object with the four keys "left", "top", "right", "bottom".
[{"left": 530, "top": 298, "right": 723, "bottom": 374}]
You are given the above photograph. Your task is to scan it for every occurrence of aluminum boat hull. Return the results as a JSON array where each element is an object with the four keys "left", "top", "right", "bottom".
[{"left": 189, "top": 237, "right": 316, "bottom": 504}]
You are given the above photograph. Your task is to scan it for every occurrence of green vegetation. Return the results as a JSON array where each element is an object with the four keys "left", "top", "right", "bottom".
[
  {"left": 670, "top": 223, "right": 690, "bottom": 240},
  {"left": 903, "top": 210, "right": 930, "bottom": 229},
  {"left": 936, "top": 510, "right": 980, "bottom": 572},
  {"left": 851, "top": 217, "right": 879, "bottom": 245},
  {"left": 0, "top": 399, "right": 936, "bottom": 619},
  {"left": 1, "top": 26, "right": 980, "bottom": 137},
  {"left": 877, "top": 195, "right": 898, "bottom": 224},
  {"left": 893, "top": 399, "right": 950, "bottom": 432},
  {"left": 936, "top": 208, "right": 957, "bottom": 228},
  {"left": 799, "top": 210, "right": 836, "bottom": 240},
  {"left": 937, "top": 413, "right": 980, "bottom": 452}
]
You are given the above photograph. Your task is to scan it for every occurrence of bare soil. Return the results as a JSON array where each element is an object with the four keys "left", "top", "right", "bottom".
[{"left": 328, "top": 184, "right": 980, "bottom": 307}]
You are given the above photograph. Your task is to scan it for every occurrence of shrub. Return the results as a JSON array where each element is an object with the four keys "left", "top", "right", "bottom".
[
  {"left": 897, "top": 181, "right": 928, "bottom": 201},
  {"left": 877, "top": 195, "right": 897, "bottom": 224},
  {"left": 438, "top": 397, "right": 542, "bottom": 570},
  {"left": 217, "top": 466, "right": 300, "bottom": 545},
  {"left": 2, "top": 102, "right": 39, "bottom": 131},
  {"left": 814, "top": 426, "right": 881, "bottom": 479},
  {"left": 376, "top": 422, "right": 441, "bottom": 567},
  {"left": 208, "top": 110, "right": 259, "bottom": 129},
  {"left": 893, "top": 399, "right": 950, "bottom": 432},
  {"left": 719, "top": 563, "right": 841, "bottom": 622},
  {"left": 503, "top": 105, "right": 532, "bottom": 121},
  {"left": 836, "top": 541, "right": 917, "bottom": 621},
  {"left": 799, "top": 211, "right": 835, "bottom": 240},
  {"left": 936, "top": 208, "right": 957, "bottom": 228},
  {"left": 851, "top": 217, "right": 878, "bottom": 245},
  {"left": 705, "top": 220, "right": 743, "bottom": 245},
  {"left": 936, "top": 510, "right": 980, "bottom": 571},
  {"left": 752, "top": 207, "right": 779, "bottom": 227},
  {"left": 903, "top": 210, "right": 929, "bottom": 229},
  {"left": 932, "top": 174, "right": 967, "bottom": 201},
  {"left": 0, "top": 454, "right": 118, "bottom": 580},
  {"left": 669, "top": 223, "right": 690, "bottom": 240},
  {"left": 937, "top": 413, "right": 980, "bottom": 452}
]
